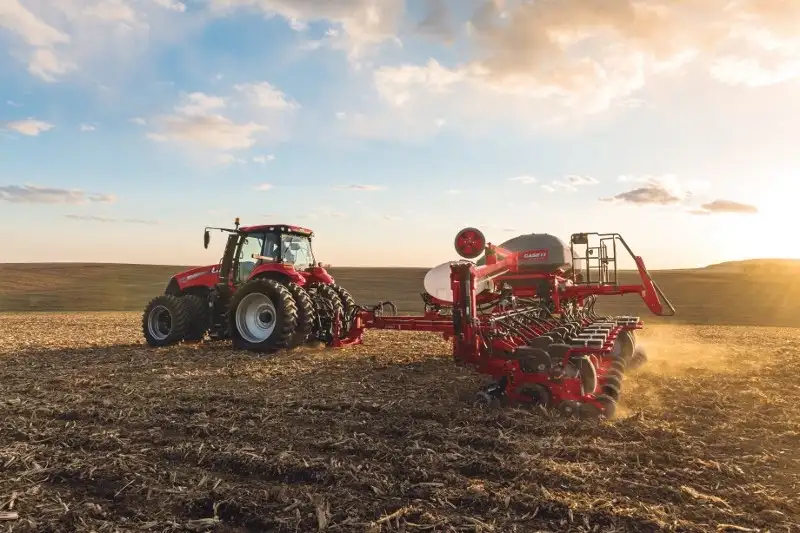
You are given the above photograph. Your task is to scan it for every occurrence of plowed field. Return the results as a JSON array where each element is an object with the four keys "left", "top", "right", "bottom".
[{"left": 1, "top": 314, "right": 798, "bottom": 532}]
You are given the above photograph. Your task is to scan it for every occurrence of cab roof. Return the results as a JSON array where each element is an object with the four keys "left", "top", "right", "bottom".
[{"left": 239, "top": 224, "right": 314, "bottom": 236}]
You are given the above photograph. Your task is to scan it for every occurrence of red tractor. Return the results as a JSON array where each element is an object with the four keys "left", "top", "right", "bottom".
[{"left": 141, "top": 218, "right": 357, "bottom": 352}]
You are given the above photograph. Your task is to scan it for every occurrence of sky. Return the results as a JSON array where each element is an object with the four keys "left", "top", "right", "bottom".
[{"left": 0, "top": 0, "right": 798, "bottom": 269}]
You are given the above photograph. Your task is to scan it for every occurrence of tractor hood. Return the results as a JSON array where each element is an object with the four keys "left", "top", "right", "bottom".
[{"left": 174, "top": 264, "right": 221, "bottom": 284}]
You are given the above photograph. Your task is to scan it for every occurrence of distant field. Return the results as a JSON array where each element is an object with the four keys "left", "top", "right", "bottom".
[{"left": 1, "top": 262, "right": 799, "bottom": 327}]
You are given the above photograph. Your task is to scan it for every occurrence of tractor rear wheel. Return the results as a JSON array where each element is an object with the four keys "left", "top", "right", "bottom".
[
  {"left": 142, "top": 294, "right": 190, "bottom": 347},
  {"left": 228, "top": 279, "right": 298, "bottom": 353},
  {"left": 329, "top": 283, "right": 356, "bottom": 337},
  {"left": 182, "top": 294, "right": 209, "bottom": 342},
  {"left": 285, "top": 282, "right": 315, "bottom": 348},
  {"left": 307, "top": 283, "right": 344, "bottom": 345}
]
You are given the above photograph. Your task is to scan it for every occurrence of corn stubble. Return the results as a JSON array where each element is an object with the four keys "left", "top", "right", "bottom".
[{"left": 0, "top": 313, "right": 798, "bottom": 532}]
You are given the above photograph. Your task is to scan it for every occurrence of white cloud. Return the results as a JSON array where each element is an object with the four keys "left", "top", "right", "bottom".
[
  {"left": 148, "top": 113, "right": 267, "bottom": 150},
  {"left": 80, "top": 123, "right": 96, "bottom": 131},
  {"left": 253, "top": 154, "right": 275, "bottom": 163},
  {"left": 601, "top": 174, "right": 712, "bottom": 206},
  {"left": 216, "top": 153, "right": 247, "bottom": 165},
  {"left": 234, "top": 82, "right": 298, "bottom": 110},
  {"left": 27, "top": 47, "right": 76, "bottom": 82},
  {"left": 0, "top": 0, "right": 70, "bottom": 48},
  {"left": 151, "top": 0, "right": 186, "bottom": 12},
  {"left": 146, "top": 82, "right": 298, "bottom": 160},
  {"left": 174, "top": 92, "right": 227, "bottom": 116},
  {"left": 129, "top": 117, "right": 147, "bottom": 125},
  {"left": 254, "top": 183, "right": 273, "bottom": 191},
  {"left": 0, "top": 0, "right": 194, "bottom": 83},
  {"left": 536, "top": 174, "right": 599, "bottom": 192},
  {"left": 509, "top": 175, "right": 537, "bottom": 184},
  {"left": 146, "top": 83, "right": 300, "bottom": 156},
  {"left": 691, "top": 199, "right": 758, "bottom": 215},
  {"left": 208, "top": 0, "right": 405, "bottom": 62},
  {"left": 64, "top": 214, "right": 159, "bottom": 224},
  {"left": 551, "top": 174, "right": 600, "bottom": 191},
  {"left": 342, "top": 0, "right": 800, "bottom": 138},
  {"left": 0, "top": 184, "right": 115, "bottom": 204},
  {"left": 2, "top": 119, "right": 54, "bottom": 136},
  {"left": 333, "top": 184, "right": 384, "bottom": 191},
  {"left": 288, "top": 17, "right": 307, "bottom": 32},
  {"left": 83, "top": 0, "right": 138, "bottom": 23}
]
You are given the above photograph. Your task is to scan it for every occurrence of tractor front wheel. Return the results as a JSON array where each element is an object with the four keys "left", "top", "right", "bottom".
[
  {"left": 142, "top": 294, "right": 190, "bottom": 347},
  {"left": 228, "top": 279, "right": 298, "bottom": 353}
]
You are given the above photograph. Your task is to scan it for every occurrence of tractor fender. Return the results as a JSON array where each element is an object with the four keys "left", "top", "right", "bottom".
[
  {"left": 249, "top": 267, "right": 305, "bottom": 286},
  {"left": 307, "top": 266, "right": 334, "bottom": 285},
  {"left": 165, "top": 277, "right": 181, "bottom": 296},
  {"left": 165, "top": 276, "right": 212, "bottom": 300}
]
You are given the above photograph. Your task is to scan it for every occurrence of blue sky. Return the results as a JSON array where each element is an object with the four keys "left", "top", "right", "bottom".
[{"left": 1, "top": 0, "right": 798, "bottom": 268}]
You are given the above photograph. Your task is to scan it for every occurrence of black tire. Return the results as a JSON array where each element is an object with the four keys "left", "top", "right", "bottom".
[
  {"left": 616, "top": 330, "right": 635, "bottom": 362},
  {"left": 628, "top": 348, "right": 648, "bottom": 370},
  {"left": 142, "top": 294, "right": 190, "bottom": 347},
  {"left": 579, "top": 394, "right": 618, "bottom": 420},
  {"left": 573, "top": 355, "right": 598, "bottom": 396},
  {"left": 329, "top": 283, "right": 356, "bottom": 337},
  {"left": 603, "top": 375, "right": 623, "bottom": 391},
  {"left": 285, "top": 282, "right": 315, "bottom": 348},
  {"left": 516, "top": 383, "right": 552, "bottom": 408},
  {"left": 182, "top": 294, "right": 209, "bottom": 342},
  {"left": 601, "top": 379, "right": 621, "bottom": 402},
  {"left": 307, "top": 283, "right": 344, "bottom": 345},
  {"left": 227, "top": 279, "right": 298, "bottom": 353}
]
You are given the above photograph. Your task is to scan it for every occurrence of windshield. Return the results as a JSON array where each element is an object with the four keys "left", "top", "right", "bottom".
[{"left": 280, "top": 234, "right": 314, "bottom": 268}]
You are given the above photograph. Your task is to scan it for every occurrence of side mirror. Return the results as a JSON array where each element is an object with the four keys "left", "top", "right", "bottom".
[{"left": 203, "top": 230, "right": 210, "bottom": 249}]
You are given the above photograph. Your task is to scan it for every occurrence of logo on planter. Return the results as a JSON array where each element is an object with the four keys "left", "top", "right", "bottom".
[{"left": 521, "top": 249, "right": 548, "bottom": 261}]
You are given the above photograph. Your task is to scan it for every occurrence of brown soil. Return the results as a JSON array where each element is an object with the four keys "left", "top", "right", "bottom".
[{"left": 1, "top": 314, "right": 798, "bottom": 532}]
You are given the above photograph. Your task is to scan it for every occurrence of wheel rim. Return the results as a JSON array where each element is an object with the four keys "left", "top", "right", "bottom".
[
  {"left": 147, "top": 305, "right": 172, "bottom": 341},
  {"left": 235, "top": 292, "right": 277, "bottom": 344}
]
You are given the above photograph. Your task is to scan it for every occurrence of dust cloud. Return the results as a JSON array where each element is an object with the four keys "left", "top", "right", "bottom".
[{"left": 630, "top": 324, "right": 734, "bottom": 376}]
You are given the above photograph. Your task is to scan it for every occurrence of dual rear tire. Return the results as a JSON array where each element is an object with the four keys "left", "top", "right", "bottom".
[
  {"left": 228, "top": 279, "right": 298, "bottom": 353},
  {"left": 142, "top": 280, "right": 356, "bottom": 353},
  {"left": 142, "top": 294, "right": 192, "bottom": 347}
]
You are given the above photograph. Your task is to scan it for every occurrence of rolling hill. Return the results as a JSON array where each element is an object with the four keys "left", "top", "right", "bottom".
[{"left": 1, "top": 260, "right": 799, "bottom": 327}]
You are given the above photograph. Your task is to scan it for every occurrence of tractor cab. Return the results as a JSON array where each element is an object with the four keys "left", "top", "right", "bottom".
[{"left": 204, "top": 218, "right": 319, "bottom": 287}]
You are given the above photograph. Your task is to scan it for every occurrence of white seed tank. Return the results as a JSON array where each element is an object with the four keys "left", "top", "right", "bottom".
[{"left": 423, "top": 233, "right": 579, "bottom": 303}]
